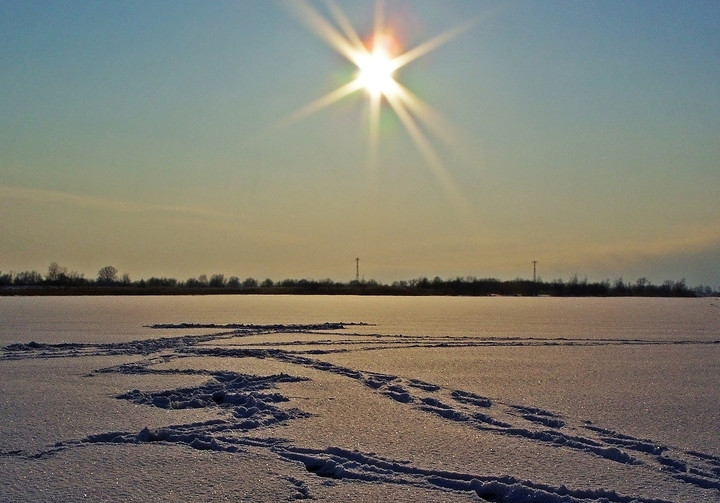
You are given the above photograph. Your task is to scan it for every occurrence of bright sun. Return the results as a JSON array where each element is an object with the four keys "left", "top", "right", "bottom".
[
  {"left": 280, "top": 0, "right": 478, "bottom": 206},
  {"left": 355, "top": 41, "right": 398, "bottom": 98}
]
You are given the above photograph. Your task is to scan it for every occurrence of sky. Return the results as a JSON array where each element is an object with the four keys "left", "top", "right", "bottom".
[{"left": 1, "top": 0, "right": 719, "bottom": 286}]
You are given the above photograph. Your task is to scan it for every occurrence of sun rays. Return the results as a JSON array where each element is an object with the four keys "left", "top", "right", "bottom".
[{"left": 278, "top": 0, "right": 477, "bottom": 207}]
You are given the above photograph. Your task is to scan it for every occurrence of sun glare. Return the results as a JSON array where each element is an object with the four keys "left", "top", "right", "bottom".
[
  {"left": 280, "top": 0, "right": 479, "bottom": 207},
  {"left": 354, "top": 37, "right": 398, "bottom": 98},
  {"left": 356, "top": 49, "right": 396, "bottom": 97}
]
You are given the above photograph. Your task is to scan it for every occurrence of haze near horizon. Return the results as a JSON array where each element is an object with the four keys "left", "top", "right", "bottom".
[{"left": 2, "top": 1, "right": 719, "bottom": 286}]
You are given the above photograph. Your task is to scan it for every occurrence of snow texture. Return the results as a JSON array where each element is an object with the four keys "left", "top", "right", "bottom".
[{"left": 2, "top": 321, "right": 720, "bottom": 502}]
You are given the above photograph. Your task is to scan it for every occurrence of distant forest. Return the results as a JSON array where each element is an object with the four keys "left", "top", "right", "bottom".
[{"left": 1, "top": 262, "right": 717, "bottom": 297}]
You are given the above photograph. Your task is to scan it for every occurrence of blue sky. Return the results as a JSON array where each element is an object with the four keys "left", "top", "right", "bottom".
[{"left": 1, "top": 1, "right": 719, "bottom": 286}]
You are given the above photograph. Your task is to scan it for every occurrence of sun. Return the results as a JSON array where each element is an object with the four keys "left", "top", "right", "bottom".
[
  {"left": 354, "top": 37, "right": 399, "bottom": 99},
  {"left": 278, "top": 0, "right": 479, "bottom": 206}
]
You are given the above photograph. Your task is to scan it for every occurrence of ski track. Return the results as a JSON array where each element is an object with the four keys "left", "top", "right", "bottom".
[{"left": 3, "top": 323, "right": 720, "bottom": 502}]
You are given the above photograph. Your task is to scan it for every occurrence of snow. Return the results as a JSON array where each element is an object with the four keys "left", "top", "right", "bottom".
[{"left": 1, "top": 297, "right": 719, "bottom": 502}]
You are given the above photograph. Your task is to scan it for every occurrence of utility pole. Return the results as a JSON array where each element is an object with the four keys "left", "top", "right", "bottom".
[
  {"left": 355, "top": 258, "right": 360, "bottom": 282},
  {"left": 532, "top": 260, "right": 537, "bottom": 283}
]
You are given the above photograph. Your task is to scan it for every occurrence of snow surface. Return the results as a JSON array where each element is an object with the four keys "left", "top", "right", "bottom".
[{"left": 1, "top": 297, "right": 720, "bottom": 502}]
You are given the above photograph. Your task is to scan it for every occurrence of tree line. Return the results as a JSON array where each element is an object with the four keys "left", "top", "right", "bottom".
[{"left": 0, "top": 262, "right": 716, "bottom": 297}]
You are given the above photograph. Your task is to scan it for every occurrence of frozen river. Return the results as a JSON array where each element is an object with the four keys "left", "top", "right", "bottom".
[{"left": 1, "top": 295, "right": 719, "bottom": 502}]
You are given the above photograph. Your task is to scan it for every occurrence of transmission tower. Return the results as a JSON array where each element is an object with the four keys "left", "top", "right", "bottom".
[{"left": 355, "top": 258, "right": 360, "bottom": 282}]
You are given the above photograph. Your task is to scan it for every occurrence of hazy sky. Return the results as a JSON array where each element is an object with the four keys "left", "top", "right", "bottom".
[{"left": 2, "top": 1, "right": 719, "bottom": 286}]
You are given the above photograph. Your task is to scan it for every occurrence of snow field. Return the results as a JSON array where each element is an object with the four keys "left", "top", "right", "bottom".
[{"left": 2, "top": 320, "right": 719, "bottom": 502}]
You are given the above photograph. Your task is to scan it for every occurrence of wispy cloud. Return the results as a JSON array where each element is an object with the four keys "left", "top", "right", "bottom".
[
  {"left": 0, "top": 185, "right": 313, "bottom": 254},
  {"left": 397, "top": 224, "right": 720, "bottom": 279},
  {"left": 0, "top": 186, "right": 235, "bottom": 221},
  {"left": 532, "top": 225, "right": 720, "bottom": 275}
]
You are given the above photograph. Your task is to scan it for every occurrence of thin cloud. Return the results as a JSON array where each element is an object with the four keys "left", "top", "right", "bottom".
[
  {"left": 0, "top": 186, "right": 235, "bottom": 221},
  {"left": 530, "top": 225, "right": 720, "bottom": 276},
  {"left": 0, "top": 185, "right": 313, "bottom": 253}
]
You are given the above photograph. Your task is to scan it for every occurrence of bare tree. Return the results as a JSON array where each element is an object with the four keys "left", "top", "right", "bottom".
[
  {"left": 243, "top": 277, "right": 258, "bottom": 288},
  {"left": 47, "top": 262, "right": 68, "bottom": 282},
  {"left": 97, "top": 265, "right": 118, "bottom": 284},
  {"left": 14, "top": 270, "right": 43, "bottom": 286},
  {"left": 0, "top": 271, "right": 12, "bottom": 286},
  {"left": 209, "top": 273, "right": 226, "bottom": 287}
]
